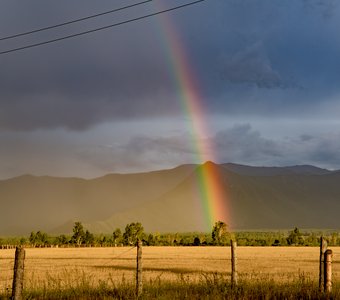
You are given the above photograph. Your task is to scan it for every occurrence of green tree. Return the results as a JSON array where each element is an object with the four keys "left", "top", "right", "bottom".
[
  {"left": 97, "top": 235, "right": 107, "bottom": 247},
  {"left": 30, "top": 231, "right": 48, "bottom": 247},
  {"left": 112, "top": 228, "right": 122, "bottom": 246},
  {"left": 330, "top": 232, "right": 338, "bottom": 246},
  {"left": 212, "top": 221, "right": 230, "bottom": 245},
  {"left": 287, "top": 227, "right": 304, "bottom": 245},
  {"left": 19, "top": 237, "right": 27, "bottom": 246},
  {"left": 56, "top": 234, "right": 69, "bottom": 246},
  {"left": 154, "top": 232, "right": 160, "bottom": 245},
  {"left": 29, "top": 231, "right": 37, "bottom": 247},
  {"left": 147, "top": 233, "right": 155, "bottom": 246},
  {"left": 36, "top": 231, "right": 48, "bottom": 247},
  {"left": 84, "top": 230, "right": 95, "bottom": 246},
  {"left": 72, "top": 221, "right": 85, "bottom": 246},
  {"left": 193, "top": 237, "right": 201, "bottom": 246},
  {"left": 123, "top": 222, "right": 144, "bottom": 245}
]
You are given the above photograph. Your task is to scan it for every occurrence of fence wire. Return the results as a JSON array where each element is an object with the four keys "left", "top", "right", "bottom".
[
  {"left": 21, "top": 245, "right": 137, "bottom": 273},
  {"left": 102, "top": 246, "right": 136, "bottom": 266},
  {"left": 3, "top": 244, "right": 336, "bottom": 298},
  {"left": 0, "top": 246, "right": 141, "bottom": 298}
]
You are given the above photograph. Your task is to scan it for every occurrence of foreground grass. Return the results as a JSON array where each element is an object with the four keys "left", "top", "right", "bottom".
[
  {"left": 1, "top": 247, "right": 340, "bottom": 298},
  {"left": 1, "top": 274, "right": 339, "bottom": 299}
]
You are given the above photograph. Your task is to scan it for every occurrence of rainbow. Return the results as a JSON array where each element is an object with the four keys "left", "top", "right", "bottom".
[{"left": 154, "top": 3, "right": 230, "bottom": 231}]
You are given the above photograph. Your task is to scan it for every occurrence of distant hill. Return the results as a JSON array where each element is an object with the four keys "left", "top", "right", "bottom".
[
  {"left": 0, "top": 164, "right": 197, "bottom": 235},
  {"left": 0, "top": 163, "right": 339, "bottom": 235},
  {"left": 221, "top": 163, "right": 332, "bottom": 176}
]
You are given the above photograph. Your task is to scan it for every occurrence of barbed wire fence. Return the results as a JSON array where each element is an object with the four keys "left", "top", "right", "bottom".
[
  {"left": 0, "top": 244, "right": 139, "bottom": 298},
  {"left": 0, "top": 240, "right": 335, "bottom": 298}
]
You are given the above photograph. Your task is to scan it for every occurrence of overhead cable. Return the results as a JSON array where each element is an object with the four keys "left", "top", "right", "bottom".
[
  {"left": 0, "top": 0, "right": 205, "bottom": 55},
  {"left": 0, "top": 0, "right": 153, "bottom": 41}
]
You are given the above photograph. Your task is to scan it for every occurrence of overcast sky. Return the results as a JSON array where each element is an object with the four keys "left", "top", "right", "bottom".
[{"left": 0, "top": 0, "right": 339, "bottom": 179}]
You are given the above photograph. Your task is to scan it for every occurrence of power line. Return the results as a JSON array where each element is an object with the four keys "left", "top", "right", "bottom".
[
  {"left": 0, "top": 0, "right": 205, "bottom": 55},
  {"left": 0, "top": 0, "right": 152, "bottom": 41}
]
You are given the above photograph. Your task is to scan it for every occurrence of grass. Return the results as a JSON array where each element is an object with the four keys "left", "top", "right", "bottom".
[
  {"left": 2, "top": 273, "right": 339, "bottom": 299},
  {"left": 1, "top": 246, "right": 340, "bottom": 299}
]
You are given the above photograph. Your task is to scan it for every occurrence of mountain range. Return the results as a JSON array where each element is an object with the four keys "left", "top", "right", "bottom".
[{"left": 1, "top": 162, "right": 339, "bottom": 235}]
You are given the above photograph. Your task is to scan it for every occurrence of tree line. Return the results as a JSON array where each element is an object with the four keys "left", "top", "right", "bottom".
[{"left": 0, "top": 222, "right": 339, "bottom": 248}]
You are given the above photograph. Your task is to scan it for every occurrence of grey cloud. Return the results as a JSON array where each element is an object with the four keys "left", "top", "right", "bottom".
[
  {"left": 299, "top": 134, "right": 314, "bottom": 142},
  {"left": 220, "top": 42, "right": 290, "bottom": 89},
  {"left": 0, "top": 130, "right": 85, "bottom": 178},
  {"left": 2, "top": 122, "right": 340, "bottom": 180},
  {"left": 0, "top": 91, "right": 180, "bottom": 131},
  {"left": 213, "top": 124, "right": 340, "bottom": 170},
  {"left": 76, "top": 134, "right": 198, "bottom": 174},
  {"left": 213, "top": 124, "right": 283, "bottom": 164},
  {"left": 0, "top": 32, "right": 181, "bottom": 131},
  {"left": 299, "top": 133, "right": 340, "bottom": 167},
  {"left": 79, "top": 125, "right": 340, "bottom": 172},
  {"left": 303, "top": 0, "right": 338, "bottom": 18}
]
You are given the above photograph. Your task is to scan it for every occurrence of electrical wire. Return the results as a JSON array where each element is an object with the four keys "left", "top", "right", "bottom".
[
  {"left": 0, "top": 0, "right": 205, "bottom": 55},
  {"left": 0, "top": 0, "right": 153, "bottom": 41}
]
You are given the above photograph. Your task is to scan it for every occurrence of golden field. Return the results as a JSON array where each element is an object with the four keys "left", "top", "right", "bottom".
[{"left": 1, "top": 246, "right": 339, "bottom": 293}]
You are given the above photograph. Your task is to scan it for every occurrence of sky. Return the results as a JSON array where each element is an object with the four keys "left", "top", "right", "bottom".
[{"left": 0, "top": 0, "right": 339, "bottom": 179}]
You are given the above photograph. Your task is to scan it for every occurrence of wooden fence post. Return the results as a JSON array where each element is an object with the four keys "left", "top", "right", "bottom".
[
  {"left": 231, "top": 240, "right": 238, "bottom": 286},
  {"left": 324, "top": 249, "right": 332, "bottom": 293},
  {"left": 136, "top": 239, "right": 143, "bottom": 297},
  {"left": 12, "top": 247, "right": 25, "bottom": 300},
  {"left": 319, "top": 236, "right": 327, "bottom": 291}
]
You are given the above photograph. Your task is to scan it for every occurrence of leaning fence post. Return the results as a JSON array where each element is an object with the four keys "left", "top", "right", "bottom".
[
  {"left": 136, "top": 239, "right": 143, "bottom": 297},
  {"left": 231, "top": 240, "right": 238, "bottom": 286},
  {"left": 319, "top": 236, "right": 327, "bottom": 291},
  {"left": 324, "top": 249, "right": 332, "bottom": 293},
  {"left": 12, "top": 247, "right": 25, "bottom": 300}
]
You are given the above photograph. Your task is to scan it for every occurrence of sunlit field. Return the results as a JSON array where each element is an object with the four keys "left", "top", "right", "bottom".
[{"left": 1, "top": 246, "right": 340, "bottom": 298}]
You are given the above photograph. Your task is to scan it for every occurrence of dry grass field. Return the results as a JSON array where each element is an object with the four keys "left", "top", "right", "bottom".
[{"left": 1, "top": 246, "right": 340, "bottom": 298}]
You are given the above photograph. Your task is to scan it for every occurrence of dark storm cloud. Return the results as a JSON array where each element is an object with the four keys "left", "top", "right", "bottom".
[
  {"left": 0, "top": 0, "right": 339, "bottom": 131},
  {"left": 0, "top": 0, "right": 182, "bottom": 130},
  {"left": 178, "top": 0, "right": 340, "bottom": 109}
]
